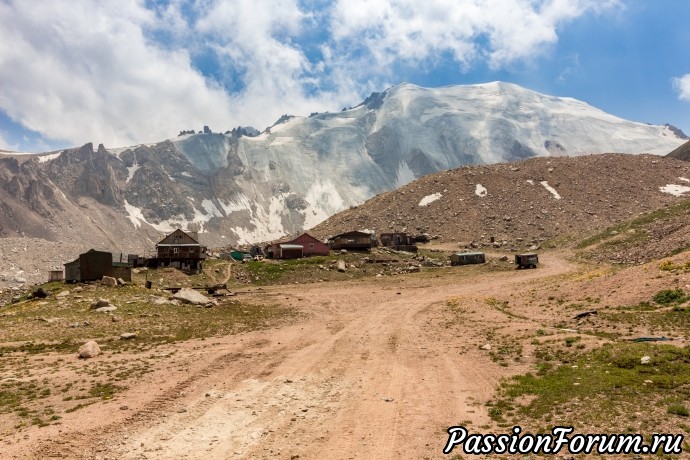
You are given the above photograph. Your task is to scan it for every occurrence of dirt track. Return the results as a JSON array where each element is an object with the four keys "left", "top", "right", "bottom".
[{"left": 13, "top": 253, "right": 575, "bottom": 459}]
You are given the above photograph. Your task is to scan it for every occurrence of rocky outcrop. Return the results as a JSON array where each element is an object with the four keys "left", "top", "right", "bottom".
[
  {"left": 667, "top": 140, "right": 690, "bottom": 161},
  {"left": 72, "top": 144, "right": 122, "bottom": 206}
]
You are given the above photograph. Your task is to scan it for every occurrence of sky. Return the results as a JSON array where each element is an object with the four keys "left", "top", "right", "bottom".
[{"left": 0, "top": 0, "right": 688, "bottom": 153}]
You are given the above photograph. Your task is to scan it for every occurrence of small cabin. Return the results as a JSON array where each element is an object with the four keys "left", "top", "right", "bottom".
[
  {"left": 380, "top": 232, "right": 418, "bottom": 252},
  {"left": 450, "top": 252, "right": 486, "bottom": 266},
  {"left": 328, "top": 231, "right": 375, "bottom": 250},
  {"left": 63, "top": 249, "right": 133, "bottom": 283},
  {"left": 515, "top": 253, "right": 539, "bottom": 269},
  {"left": 267, "top": 244, "right": 303, "bottom": 259}
]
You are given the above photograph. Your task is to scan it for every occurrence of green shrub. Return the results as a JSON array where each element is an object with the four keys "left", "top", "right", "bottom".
[
  {"left": 668, "top": 403, "right": 689, "bottom": 417},
  {"left": 653, "top": 288, "right": 687, "bottom": 305}
]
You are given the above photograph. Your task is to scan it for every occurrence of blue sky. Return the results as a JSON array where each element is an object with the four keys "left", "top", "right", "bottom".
[{"left": 0, "top": 0, "right": 688, "bottom": 153}]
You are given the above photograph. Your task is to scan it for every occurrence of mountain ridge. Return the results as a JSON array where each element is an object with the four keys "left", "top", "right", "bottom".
[{"left": 0, "top": 82, "right": 686, "bottom": 251}]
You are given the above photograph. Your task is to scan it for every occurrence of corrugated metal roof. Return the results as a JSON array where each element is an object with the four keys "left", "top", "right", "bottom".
[
  {"left": 156, "top": 243, "right": 202, "bottom": 247},
  {"left": 279, "top": 244, "right": 303, "bottom": 249}
]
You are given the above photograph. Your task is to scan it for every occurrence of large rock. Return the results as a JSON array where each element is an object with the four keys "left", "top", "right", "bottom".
[
  {"left": 337, "top": 260, "right": 347, "bottom": 272},
  {"left": 78, "top": 340, "right": 101, "bottom": 359},
  {"left": 172, "top": 288, "right": 215, "bottom": 307},
  {"left": 102, "top": 276, "right": 117, "bottom": 286}
]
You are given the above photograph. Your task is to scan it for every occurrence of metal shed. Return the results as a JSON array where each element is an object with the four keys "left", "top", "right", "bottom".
[
  {"left": 450, "top": 252, "right": 486, "bottom": 266},
  {"left": 277, "top": 244, "right": 303, "bottom": 259},
  {"left": 515, "top": 253, "right": 538, "bottom": 269}
]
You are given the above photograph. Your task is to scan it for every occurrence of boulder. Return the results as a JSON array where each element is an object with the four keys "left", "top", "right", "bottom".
[
  {"left": 78, "top": 341, "right": 101, "bottom": 359},
  {"left": 31, "top": 287, "right": 49, "bottom": 299},
  {"left": 173, "top": 288, "right": 215, "bottom": 306},
  {"left": 480, "top": 344, "right": 492, "bottom": 351},
  {"left": 14, "top": 276, "right": 26, "bottom": 284},
  {"left": 117, "top": 278, "right": 127, "bottom": 285},
  {"left": 94, "top": 306, "right": 117, "bottom": 313},
  {"left": 120, "top": 332, "right": 137, "bottom": 340},
  {"left": 102, "top": 276, "right": 117, "bottom": 287},
  {"left": 640, "top": 356, "right": 651, "bottom": 365},
  {"left": 90, "top": 298, "right": 111, "bottom": 309},
  {"left": 337, "top": 260, "right": 346, "bottom": 272}
]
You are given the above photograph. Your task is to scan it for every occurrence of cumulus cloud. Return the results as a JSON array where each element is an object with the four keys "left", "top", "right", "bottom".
[
  {"left": 674, "top": 74, "right": 690, "bottom": 102},
  {"left": 0, "top": 131, "right": 19, "bottom": 152},
  {"left": 0, "top": 0, "right": 234, "bottom": 148},
  {"left": 328, "top": 0, "right": 620, "bottom": 70},
  {"left": 0, "top": 0, "right": 621, "bottom": 151}
]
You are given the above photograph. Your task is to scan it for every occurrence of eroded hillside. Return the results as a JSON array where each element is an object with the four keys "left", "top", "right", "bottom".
[{"left": 311, "top": 154, "right": 690, "bottom": 252}]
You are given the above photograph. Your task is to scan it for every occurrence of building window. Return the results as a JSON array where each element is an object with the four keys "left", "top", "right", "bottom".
[
  {"left": 173, "top": 247, "right": 179, "bottom": 254},
  {"left": 309, "top": 243, "right": 314, "bottom": 249}
]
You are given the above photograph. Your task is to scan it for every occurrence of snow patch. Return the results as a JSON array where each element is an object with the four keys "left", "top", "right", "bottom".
[
  {"left": 124, "top": 199, "right": 219, "bottom": 233},
  {"left": 37, "top": 151, "right": 62, "bottom": 163},
  {"left": 395, "top": 162, "right": 415, "bottom": 188},
  {"left": 301, "top": 181, "right": 346, "bottom": 230},
  {"left": 180, "top": 172, "right": 192, "bottom": 178},
  {"left": 526, "top": 179, "right": 534, "bottom": 185},
  {"left": 230, "top": 194, "right": 289, "bottom": 244},
  {"left": 419, "top": 193, "right": 442, "bottom": 206},
  {"left": 660, "top": 184, "right": 690, "bottom": 197},
  {"left": 126, "top": 162, "right": 140, "bottom": 183},
  {"left": 678, "top": 177, "right": 690, "bottom": 183},
  {"left": 201, "top": 199, "right": 224, "bottom": 217},
  {"left": 475, "top": 184, "right": 487, "bottom": 197},
  {"left": 270, "top": 136, "right": 294, "bottom": 146},
  {"left": 540, "top": 181, "right": 561, "bottom": 199},
  {"left": 46, "top": 178, "right": 67, "bottom": 200},
  {"left": 124, "top": 200, "right": 146, "bottom": 229}
]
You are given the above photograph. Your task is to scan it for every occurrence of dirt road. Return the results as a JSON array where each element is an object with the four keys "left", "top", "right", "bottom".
[{"left": 18, "top": 253, "right": 575, "bottom": 459}]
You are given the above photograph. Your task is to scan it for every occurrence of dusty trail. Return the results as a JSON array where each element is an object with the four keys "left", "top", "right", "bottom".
[{"left": 18, "top": 253, "right": 575, "bottom": 459}]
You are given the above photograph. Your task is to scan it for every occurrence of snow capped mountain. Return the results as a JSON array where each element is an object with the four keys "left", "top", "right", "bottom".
[{"left": 0, "top": 82, "right": 685, "bottom": 249}]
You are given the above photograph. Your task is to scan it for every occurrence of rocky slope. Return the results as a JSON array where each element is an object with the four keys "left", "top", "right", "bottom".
[
  {"left": 0, "top": 82, "right": 685, "bottom": 254},
  {"left": 667, "top": 140, "right": 690, "bottom": 161},
  {"left": 310, "top": 154, "right": 690, "bottom": 251}
]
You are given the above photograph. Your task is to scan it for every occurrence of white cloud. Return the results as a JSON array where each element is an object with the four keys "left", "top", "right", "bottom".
[
  {"left": 193, "top": 0, "right": 359, "bottom": 129},
  {"left": 0, "top": 131, "right": 19, "bottom": 152},
  {"left": 328, "top": 0, "right": 620, "bottom": 69},
  {"left": 0, "top": 0, "right": 622, "bottom": 151},
  {"left": 674, "top": 74, "right": 690, "bottom": 102},
  {"left": 0, "top": 0, "right": 234, "bottom": 148}
]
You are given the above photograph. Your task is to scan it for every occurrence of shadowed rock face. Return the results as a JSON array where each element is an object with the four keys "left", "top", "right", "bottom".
[
  {"left": 72, "top": 144, "right": 122, "bottom": 206},
  {"left": 667, "top": 140, "right": 690, "bottom": 162},
  {"left": 0, "top": 82, "right": 686, "bottom": 248}
]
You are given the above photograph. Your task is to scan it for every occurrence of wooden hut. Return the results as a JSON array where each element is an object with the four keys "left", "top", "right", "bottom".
[{"left": 328, "top": 231, "right": 374, "bottom": 250}]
